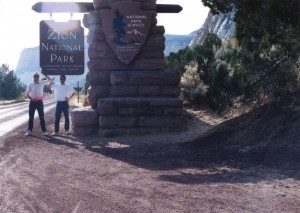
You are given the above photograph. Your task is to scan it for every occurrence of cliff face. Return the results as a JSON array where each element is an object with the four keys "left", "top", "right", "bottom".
[
  {"left": 189, "top": 10, "right": 236, "bottom": 47},
  {"left": 164, "top": 34, "right": 193, "bottom": 56},
  {"left": 164, "top": 10, "right": 236, "bottom": 53},
  {"left": 15, "top": 47, "right": 41, "bottom": 85}
]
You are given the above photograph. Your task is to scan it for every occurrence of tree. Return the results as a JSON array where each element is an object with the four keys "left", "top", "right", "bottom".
[
  {"left": 112, "top": 10, "right": 126, "bottom": 45},
  {"left": 165, "top": 46, "right": 193, "bottom": 75},
  {"left": 202, "top": 0, "right": 300, "bottom": 103},
  {"left": 195, "top": 33, "right": 222, "bottom": 85},
  {"left": 0, "top": 64, "right": 9, "bottom": 82},
  {"left": 201, "top": 0, "right": 234, "bottom": 14},
  {"left": 0, "top": 64, "right": 26, "bottom": 100}
]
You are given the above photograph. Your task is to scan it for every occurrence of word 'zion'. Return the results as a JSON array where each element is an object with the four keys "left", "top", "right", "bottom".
[{"left": 47, "top": 30, "right": 77, "bottom": 40}]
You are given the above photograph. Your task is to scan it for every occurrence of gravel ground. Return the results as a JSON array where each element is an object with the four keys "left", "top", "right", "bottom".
[{"left": 0, "top": 106, "right": 299, "bottom": 212}]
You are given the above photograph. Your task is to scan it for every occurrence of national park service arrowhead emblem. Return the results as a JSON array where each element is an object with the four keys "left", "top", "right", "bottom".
[{"left": 101, "top": 1, "right": 152, "bottom": 64}]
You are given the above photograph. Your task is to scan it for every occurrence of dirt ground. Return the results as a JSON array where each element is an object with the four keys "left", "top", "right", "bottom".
[{"left": 0, "top": 104, "right": 299, "bottom": 212}]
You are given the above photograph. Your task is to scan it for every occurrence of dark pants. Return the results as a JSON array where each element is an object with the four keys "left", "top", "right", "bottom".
[
  {"left": 28, "top": 100, "right": 46, "bottom": 132},
  {"left": 54, "top": 101, "right": 70, "bottom": 132}
]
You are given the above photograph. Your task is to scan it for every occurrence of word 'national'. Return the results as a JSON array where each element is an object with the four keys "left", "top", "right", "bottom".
[{"left": 41, "top": 43, "right": 82, "bottom": 51}]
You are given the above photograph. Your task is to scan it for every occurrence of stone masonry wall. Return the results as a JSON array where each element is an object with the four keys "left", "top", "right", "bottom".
[{"left": 72, "top": 0, "right": 183, "bottom": 137}]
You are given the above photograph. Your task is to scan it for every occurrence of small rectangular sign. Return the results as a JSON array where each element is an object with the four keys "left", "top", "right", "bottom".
[{"left": 40, "top": 20, "right": 84, "bottom": 75}]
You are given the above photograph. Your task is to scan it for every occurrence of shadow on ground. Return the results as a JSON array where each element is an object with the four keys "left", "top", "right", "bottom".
[
  {"left": 5, "top": 98, "right": 298, "bottom": 186},
  {"left": 65, "top": 100, "right": 300, "bottom": 184}
]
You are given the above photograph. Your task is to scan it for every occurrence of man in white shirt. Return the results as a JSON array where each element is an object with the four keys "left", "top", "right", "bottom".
[
  {"left": 25, "top": 71, "right": 52, "bottom": 136},
  {"left": 50, "top": 74, "right": 76, "bottom": 135}
]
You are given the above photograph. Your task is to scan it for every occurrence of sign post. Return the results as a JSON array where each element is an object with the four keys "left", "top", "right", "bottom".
[{"left": 74, "top": 81, "right": 82, "bottom": 103}]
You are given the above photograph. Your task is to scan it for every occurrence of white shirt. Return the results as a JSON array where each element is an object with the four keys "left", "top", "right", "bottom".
[
  {"left": 51, "top": 83, "right": 76, "bottom": 101},
  {"left": 26, "top": 80, "right": 49, "bottom": 99}
]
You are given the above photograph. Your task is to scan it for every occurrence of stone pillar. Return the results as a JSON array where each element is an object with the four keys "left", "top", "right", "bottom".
[{"left": 72, "top": 0, "right": 183, "bottom": 137}]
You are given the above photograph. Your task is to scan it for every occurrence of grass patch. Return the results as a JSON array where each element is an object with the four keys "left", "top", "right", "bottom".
[
  {"left": 69, "top": 94, "right": 87, "bottom": 107},
  {"left": 0, "top": 95, "right": 26, "bottom": 105}
]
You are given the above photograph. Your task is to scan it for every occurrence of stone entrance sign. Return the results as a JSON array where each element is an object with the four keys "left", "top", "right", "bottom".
[
  {"left": 101, "top": 1, "right": 152, "bottom": 64},
  {"left": 40, "top": 20, "right": 84, "bottom": 75},
  {"left": 32, "top": 0, "right": 184, "bottom": 137},
  {"left": 68, "top": 0, "right": 184, "bottom": 137}
]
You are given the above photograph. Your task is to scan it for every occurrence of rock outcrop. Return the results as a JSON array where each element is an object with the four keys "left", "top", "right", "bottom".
[{"left": 189, "top": 10, "right": 235, "bottom": 47}]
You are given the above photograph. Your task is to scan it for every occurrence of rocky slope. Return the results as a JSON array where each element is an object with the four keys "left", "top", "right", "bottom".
[{"left": 189, "top": 10, "right": 235, "bottom": 47}]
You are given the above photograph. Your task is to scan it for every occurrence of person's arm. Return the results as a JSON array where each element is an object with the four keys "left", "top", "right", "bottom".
[
  {"left": 65, "top": 91, "right": 75, "bottom": 101},
  {"left": 65, "top": 86, "right": 76, "bottom": 101},
  {"left": 47, "top": 77, "right": 55, "bottom": 89},
  {"left": 26, "top": 92, "right": 32, "bottom": 101},
  {"left": 41, "top": 70, "right": 52, "bottom": 81},
  {"left": 26, "top": 85, "right": 35, "bottom": 101}
]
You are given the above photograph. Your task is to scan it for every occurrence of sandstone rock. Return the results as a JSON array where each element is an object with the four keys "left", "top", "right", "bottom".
[
  {"left": 86, "top": 25, "right": 106, "bottom": 44},
  {"left": 72, "top": 126, "right": 99, "bottom": 136},
  {"left": 139, "top": 115, "right": 183, "bottom": 128},
  {"left": 88, "top": 71, "right": 110, "bottom": 86},
  {"left": 129, "top": 71, "right": 180, "bottom": 85},
  {"left": 161, "top": 86, "right": 181, "bottom": 97},
  {"left": 99, "top": 116, "right": 138, "bottom": 128},
  {"left": 138, "top": 86, "right": 160, "bottom": 96},
  {"left": 71, "top": 107, "right": 99, "bottom": 126},
  {"left": 87, "top": 86, "right": 110, "bottom": 108},
  {"left": 88, "top": 42, "right": 115, "bottom": 59},
  {"left": 110, "top": 71, "right": 129, "bottom": 85},
  {"left": 110, "top": 86, "right": 137, "bottom": 96}
]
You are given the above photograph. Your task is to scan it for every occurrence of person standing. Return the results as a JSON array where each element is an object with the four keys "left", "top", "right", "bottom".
[
  {"left": 25, "top": 71, "right": 52, "bottom": 136},
  {"left": 50, "top": 74, "right": 75, "bottom": 135}
]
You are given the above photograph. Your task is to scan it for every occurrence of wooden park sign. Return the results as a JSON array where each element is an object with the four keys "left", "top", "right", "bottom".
[
  {"left": 101, "top": 1, "right": 152, "bottom": 64},
  {"left": 40, "top": 20, "right": 84, "bottom": 75}
]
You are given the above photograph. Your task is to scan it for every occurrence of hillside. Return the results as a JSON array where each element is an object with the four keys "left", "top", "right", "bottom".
[{"left": 184, "top": 92, "right": 300, "bottom": 172}]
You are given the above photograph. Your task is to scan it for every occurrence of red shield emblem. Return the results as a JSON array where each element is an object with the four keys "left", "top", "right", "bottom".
[{"left": 101, "top": 1, "right": 152, "bottom": 64}]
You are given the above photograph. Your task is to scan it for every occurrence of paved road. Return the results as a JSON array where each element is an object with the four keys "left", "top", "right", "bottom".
[{"left": 0, "top": 99, "right": 56, "bottom": 137}]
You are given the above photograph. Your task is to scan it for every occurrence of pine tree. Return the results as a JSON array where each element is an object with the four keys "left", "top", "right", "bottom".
[{"left": 112, "top": 10, "right": 126, "bottom": 45}]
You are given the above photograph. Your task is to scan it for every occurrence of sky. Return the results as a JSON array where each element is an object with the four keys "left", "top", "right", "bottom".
[{"left": 0, "top": 0, "right": 209, "bottom": 70}]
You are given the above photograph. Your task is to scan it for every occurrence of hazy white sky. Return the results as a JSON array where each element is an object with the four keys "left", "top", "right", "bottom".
[{"left": 0, "top": 0, "right": 208, "bottom": 70}]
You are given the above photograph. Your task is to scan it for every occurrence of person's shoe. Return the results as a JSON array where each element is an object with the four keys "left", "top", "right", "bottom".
[
  {"left": 51, "top": 132, "right": 58, "bottom": 136},
  {"left": 64, "top": 130, "right": 71, "bottom": 135},
  {"left": 25, "top": 130, "right": 32, "bottom": 136},
  {"left": 41, "top": 131, "right": 49, "bottom": 136}
]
